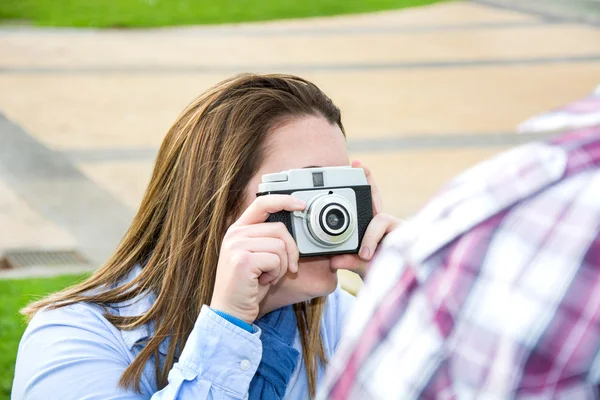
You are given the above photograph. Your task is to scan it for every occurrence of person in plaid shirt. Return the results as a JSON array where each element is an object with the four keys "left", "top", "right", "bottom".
[{"left": 320, "top": 126, "right": 600, "bottom": 399}]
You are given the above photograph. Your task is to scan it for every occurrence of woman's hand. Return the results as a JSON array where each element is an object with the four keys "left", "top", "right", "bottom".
[
  {"left": 331, "top": 160, "right": 400, "bottom": 278},
  {"left": 210, "top": 195, "right": 305, "bottom": 324}
]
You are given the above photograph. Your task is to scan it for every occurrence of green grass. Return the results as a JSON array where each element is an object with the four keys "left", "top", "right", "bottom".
[
  {"left": 0, "top": 0, "right": 446, "bottom": 28},
  {"left": 0, "top": 274, "right": 88, "bottom": 400}
]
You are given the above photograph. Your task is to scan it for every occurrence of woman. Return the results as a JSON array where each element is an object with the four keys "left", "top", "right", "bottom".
[{"left": 12, "top": 74, "right": 398, "bottom": 399}]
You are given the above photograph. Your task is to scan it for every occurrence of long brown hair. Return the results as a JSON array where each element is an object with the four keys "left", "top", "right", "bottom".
[{"left": 22, "top": 74, "right": 345, "bottom": 398}]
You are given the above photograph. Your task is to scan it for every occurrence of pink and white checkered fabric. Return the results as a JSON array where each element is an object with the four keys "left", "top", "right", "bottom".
[{"left": 320, "top": 127, "right": 600, "bottom": 400}]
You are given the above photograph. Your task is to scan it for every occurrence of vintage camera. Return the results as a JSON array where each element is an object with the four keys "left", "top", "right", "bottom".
[{"left": 257, "top": 166, "right": 373, "bottom": 257}]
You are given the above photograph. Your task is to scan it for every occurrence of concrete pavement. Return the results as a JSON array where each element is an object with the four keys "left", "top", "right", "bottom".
[{"left": 1, "top": 0, "right": 599, "bottom": 286}]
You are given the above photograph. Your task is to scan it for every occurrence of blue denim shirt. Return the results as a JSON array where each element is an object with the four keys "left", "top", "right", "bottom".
[{"left": 12, "top": 267, "right": 355, "bottom": 399}]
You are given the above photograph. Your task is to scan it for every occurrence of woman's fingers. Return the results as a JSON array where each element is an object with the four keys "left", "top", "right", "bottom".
[
  {"left": 234, "top": 237, "right": 289, "bottom": 280},
  {"left": 234, "top": 195, "right": 305, "bottom": 226},
  {"left": 359, "top": 213, "right": 400, "bottom": 261},
  {"left": 249, "top": 252, "right": 281, "bottom": 285},
  {"left": 352, "top": 160, "right": 383, "bottom": 215},
  {"left": 235, "top": 222, "right": 299, "bottom": 273},
  {"left": 213, "top": 194, "right": 306, "bottom": 323}
]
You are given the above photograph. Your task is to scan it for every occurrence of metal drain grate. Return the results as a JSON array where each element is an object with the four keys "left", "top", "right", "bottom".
[{"left": 0, "top": 249, "right": 89, "bottom": 270}]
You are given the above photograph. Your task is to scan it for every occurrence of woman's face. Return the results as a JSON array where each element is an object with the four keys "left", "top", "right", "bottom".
[{"left": 242, "top": 114, "right": 349, "bottom": 313}]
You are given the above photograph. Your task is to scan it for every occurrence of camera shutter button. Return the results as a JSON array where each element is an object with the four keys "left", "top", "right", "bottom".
[{"left": 262, "top": 172, "right": 288, "bottom": 183}]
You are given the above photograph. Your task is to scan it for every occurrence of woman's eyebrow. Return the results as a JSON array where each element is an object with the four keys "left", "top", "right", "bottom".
[{"left": 303, "top": 165, "right": 322, "bottom": 169}]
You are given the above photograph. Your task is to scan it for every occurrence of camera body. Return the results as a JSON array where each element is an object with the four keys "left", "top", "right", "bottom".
[{"left": 257, "top": 166, "right": 373, "bottom": 257}]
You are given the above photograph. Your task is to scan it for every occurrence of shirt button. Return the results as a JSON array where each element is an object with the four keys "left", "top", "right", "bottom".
[{"left": 240, "top": 359, "right": 251, "bottom": 371}]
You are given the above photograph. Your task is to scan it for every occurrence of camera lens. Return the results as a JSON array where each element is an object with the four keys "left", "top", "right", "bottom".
[
  {"left": 304, "top": 193, "right": 356, "bottom": 247},
  {"left": 319, "top": 204, "right": 349, "bottom": 236},
  {"left": 326, "top": 209, "right": 345, "bottom": 231}
]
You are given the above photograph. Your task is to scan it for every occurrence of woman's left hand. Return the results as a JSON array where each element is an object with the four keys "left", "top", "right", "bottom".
[{"left": 330, "top": 160, "right": 401, "bottom": 279}]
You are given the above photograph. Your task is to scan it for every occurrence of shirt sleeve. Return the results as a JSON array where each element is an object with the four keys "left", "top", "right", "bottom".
[
  {"left": 12, "top": 304, "right": 262, "bottom": 400},
  {"left": 211, "top": 308, "right": 254, "bottom": 333}
]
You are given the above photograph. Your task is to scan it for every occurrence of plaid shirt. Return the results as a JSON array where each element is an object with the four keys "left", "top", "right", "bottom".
[{"left": 320, "top": 126, "right": 600, "bottom": 400}]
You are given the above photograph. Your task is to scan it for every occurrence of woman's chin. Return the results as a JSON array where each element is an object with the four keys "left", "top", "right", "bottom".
[
  {"left": 284, "top": 275, "right": 338, "bottom": 307},
  {"left": 313, "top": 270, "right": 339, "bottom": 297},
  {"left": 263, "top": 259, "right": 339, "bottom": 312},
  {"left": 298, "top": 256, "right": 339, "bottom": 293},
  {"left": 294, "top": 266, "right": 339, "bottom": 301}
]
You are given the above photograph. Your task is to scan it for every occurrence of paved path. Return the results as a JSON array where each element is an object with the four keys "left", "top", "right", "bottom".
[
  {"left": 1, "top": 0, "right": 599, "bottom": 284},
  {"left": 476, "top": 0, "right": 600, "bottom": 25}
]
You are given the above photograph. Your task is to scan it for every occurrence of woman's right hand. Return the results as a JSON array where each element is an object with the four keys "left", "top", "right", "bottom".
[{"left": 210, "top": 195, "right": 306, "bottom": 324}]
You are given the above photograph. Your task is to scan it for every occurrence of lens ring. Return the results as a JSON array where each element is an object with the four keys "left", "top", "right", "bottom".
[
  {"left": 305, "top": 194, "right": 356, "bottom": 246},
  {"left": 319, "top": 203, "right": 349, "bottom": 236}
]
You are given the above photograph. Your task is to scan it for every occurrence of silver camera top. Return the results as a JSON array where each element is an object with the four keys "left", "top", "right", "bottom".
[{"left": 258, "top": 166, "right": 368, "bottom": 193}]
